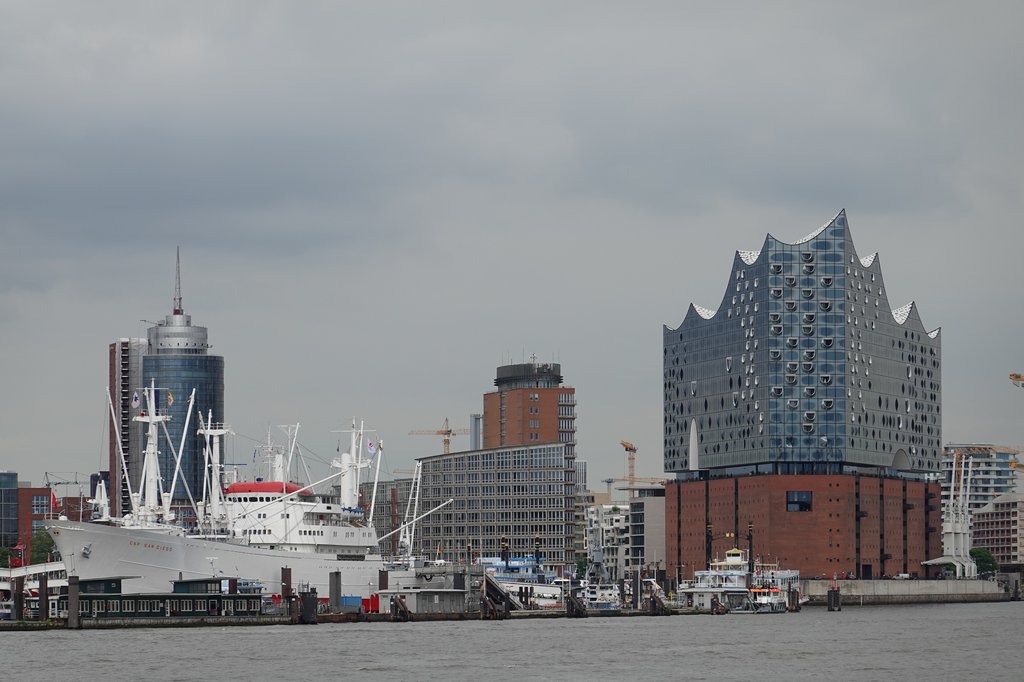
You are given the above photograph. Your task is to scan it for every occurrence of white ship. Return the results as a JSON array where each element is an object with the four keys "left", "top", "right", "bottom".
[
  {"left": 677, "top": 547, "right": 800, "bottom": 614},
  {"left": 48, "top": 385, "right": 389, "bottom": 597}
]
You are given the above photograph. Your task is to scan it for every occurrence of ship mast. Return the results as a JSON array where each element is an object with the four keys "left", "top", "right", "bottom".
[{"left": 133, "top": 382, "right": 173, "bottom": 525}]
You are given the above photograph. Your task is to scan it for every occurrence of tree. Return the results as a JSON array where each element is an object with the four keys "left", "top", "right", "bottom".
[
  {"left": 30, "top": 530, "right": 55, "bottom": 564},
  {"left": 970, "top": 547, "right": 998, "bottom": 578},
  {"left": 0, "top": 546, "right": 9, "bottom": 568},
  {"left": 576, "top": 556, "right": 589, "bottom": 579}
]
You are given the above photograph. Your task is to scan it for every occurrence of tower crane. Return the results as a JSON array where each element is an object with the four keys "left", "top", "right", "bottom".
[
  {"left": 409, "top": 417, "right": 469, "bottom": 455},
  {"left": 620, "top": 440, "right": 638, "bottom": 497}
]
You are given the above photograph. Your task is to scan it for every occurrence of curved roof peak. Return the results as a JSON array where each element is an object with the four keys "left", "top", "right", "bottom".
[
  {"left": 892, "top": 302, "right": 915, "bottom": 324},
  {"left": 738, "top": 250, "right": 760, "bottom": 265},
  {"left": 692, "top": 304, "right": 718, "bottom": 320},
  {"left": 792, "top": 209, "right": 845, "bottom": 245},
  {"left": 860, "top": 252, "right": 878, "bottom": 267}
]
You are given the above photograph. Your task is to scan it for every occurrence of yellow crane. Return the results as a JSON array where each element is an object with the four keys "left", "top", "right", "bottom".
[
  {"left": 409, "top": 417, "right": 469, "bottom": 455},
  {"left": 617, "top": 440, "right": 644, "bottom": 498}
]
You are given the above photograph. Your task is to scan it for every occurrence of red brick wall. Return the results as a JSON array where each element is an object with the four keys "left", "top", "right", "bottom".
[
  {"left": 666, "top": 474, "right": 942, "bottom": 580},
  {"left": 482, "top": 386, "right": 572, "bottom": 448}
]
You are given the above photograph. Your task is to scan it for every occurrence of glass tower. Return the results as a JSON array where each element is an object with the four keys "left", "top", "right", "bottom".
[
  {"left": 141, "top": 255, "right": 224, "bottom": 518},
  {"left": 664, "top": 210, "right": 941, "bottom": 477}
]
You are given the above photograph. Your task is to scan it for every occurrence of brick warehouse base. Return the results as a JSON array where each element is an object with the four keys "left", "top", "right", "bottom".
[{"left": 666, "top": 473, "right": 943, "bottom": 580}]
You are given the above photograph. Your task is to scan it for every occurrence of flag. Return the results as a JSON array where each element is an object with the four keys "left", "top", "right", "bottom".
[
  {"left": 131, "top": 391, "right": 140, "bottom": 409},
  {"left": 367, "top": 441, "right": 377, "bottom": 455},
  {"left": 50, "top": 489, "right": 59, "bottom": 514},
  {"left": 167, "top": 390, "right": 174, "bottom": 407}
]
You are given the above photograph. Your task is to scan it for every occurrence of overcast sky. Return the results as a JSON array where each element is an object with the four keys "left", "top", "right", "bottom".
[{"left": 2, "top": 2, "right": 1022, "bottom": 495}]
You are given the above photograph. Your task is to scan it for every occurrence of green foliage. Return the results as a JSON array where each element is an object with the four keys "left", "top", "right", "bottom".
[
  {"left": 30, "top": 530, "right": 55, "bottom": 564},
  {"left": 0, "top": 546, "right": 9, "bottom": 568},
  {"left": 576, "top": 557, "right": 589, "bottom": 578},
  {"left": 970, "top": 547, "right": 998, "bottom": 577}
]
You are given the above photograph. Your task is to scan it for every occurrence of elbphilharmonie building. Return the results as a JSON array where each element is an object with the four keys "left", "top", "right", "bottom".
[
  {"left": 664, "top": 209, "right": 941, "bottom": 477},
  {"left": 662, "top": 211, "right": 943, "bottom": 580}
]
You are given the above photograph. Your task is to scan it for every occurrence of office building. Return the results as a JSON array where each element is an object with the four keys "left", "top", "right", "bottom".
[
  {"left": 108, "top": 337, "right": 146, "bottom": 516},
  {"left": 629, "top": 486, "right": 666, "bottom": 576},
  {"left": 0, "top": 472, "right": 53, "bottom": 563},
  {"left": 972, "top": 493, "right": 1024, "bottom": 572},
  {"left": 482, "top": 360, "right": 576, "bottom": 456},
  {"left": 416, "top": 442, "right": 577, "bottom": 571},
  {"left": 0, "top": 472, "right": 18, "bottom": 548},
  {"left": 110, "top": 253, "right": 224, "bottom": 523},
  {"left": 663, "top": 210, "right": 942, "bottom": 579},
  {"left": 941, "top": 444, "right": 1019, "bottom": 513}
]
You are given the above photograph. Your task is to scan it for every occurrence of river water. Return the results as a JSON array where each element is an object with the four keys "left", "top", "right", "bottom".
[{"left": 6, "top": 602, "right": 1020, "bottom": 681}]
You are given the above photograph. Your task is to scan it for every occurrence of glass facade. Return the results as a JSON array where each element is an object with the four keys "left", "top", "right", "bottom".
[
  {"left": 142, "top": 354, "right": 224, "bottom": 508},
  {"left": 0, "top": 472, "right": 18, "bottom": 546},
  {"left": 664, "top": 210, "right": 942, "bottom": 477}
]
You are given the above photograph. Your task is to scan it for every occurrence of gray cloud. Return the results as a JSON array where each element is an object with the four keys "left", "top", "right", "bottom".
[{"left": 2, "top": 2, "right": 1023, "bottom": 488}]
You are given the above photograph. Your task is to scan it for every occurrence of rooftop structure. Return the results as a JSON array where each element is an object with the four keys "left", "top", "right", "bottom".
[{"left": 664, "top": 209, "right": 941, "bottom": 477}]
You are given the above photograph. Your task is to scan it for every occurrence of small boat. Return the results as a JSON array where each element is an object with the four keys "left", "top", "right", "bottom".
[
  {"left": 477, "top": 557, "right": 580, "bottom": 608},
  {"left": 677, "top": 547, "right": 800, "bottom": 614}
]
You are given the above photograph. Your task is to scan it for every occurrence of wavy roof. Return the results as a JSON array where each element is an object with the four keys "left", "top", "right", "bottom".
[{"left": 667, "top": 210, "right": 940, "bottom": 339}]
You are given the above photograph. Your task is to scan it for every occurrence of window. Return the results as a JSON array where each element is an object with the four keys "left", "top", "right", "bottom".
[
  {"left": 31, "top": 495, "right": 50, "bottom": 515},
  {"left": 787, "top": 491, "right": 812, "bottom": 512}
]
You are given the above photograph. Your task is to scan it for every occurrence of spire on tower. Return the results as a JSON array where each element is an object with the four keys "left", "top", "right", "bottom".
[{"left": 173, "top": 246, "right": 183, "bottom": 315}]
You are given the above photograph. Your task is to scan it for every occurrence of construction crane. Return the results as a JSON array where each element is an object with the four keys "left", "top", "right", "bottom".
[
  {"left": 409, "top": 417, "right": 469, "bottom": 455},
  {"left": 620, "top": 440, "right": 638, "bottom": 496},
  {"left": 601, "top": 476, "right": 665, "bottom": 498},
  {"left": 1011, "top": 373, "right": 1024, "bottom": 388}
]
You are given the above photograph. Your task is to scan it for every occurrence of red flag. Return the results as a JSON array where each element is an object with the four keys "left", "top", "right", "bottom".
[{"left": 50, "top": 489, "right": 59, "bottom": 514}]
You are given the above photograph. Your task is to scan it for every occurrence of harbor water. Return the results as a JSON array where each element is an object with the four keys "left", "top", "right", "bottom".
[{"left": 6, "top": 602, "right": 1020, "bottom": 681}]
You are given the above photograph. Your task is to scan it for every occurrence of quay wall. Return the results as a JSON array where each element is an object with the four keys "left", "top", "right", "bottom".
[{"left": 801, "top": 579, "right": 1008, "bottom": 606}]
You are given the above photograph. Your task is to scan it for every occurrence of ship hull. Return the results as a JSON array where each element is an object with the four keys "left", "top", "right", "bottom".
[{"left": 48, "top": 521, "right": 382, "bottom": 597}]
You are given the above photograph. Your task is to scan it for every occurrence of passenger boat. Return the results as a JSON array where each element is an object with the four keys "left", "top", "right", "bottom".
[
  {"left": 48, "top": 385, "right": 390, "bottom": 597},
  {"left": 677, "top": 547, "right": 800, "bottom": 614}
]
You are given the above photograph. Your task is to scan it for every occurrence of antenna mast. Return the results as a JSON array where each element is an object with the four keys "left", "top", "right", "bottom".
[{"left": 173, "top": 246, "right": 183, "bottom": 314}]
